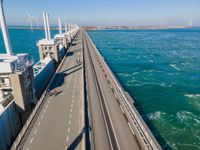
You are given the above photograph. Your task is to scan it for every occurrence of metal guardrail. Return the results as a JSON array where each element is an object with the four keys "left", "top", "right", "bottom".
[
  {"left": 10, "top": 29, "right": 80, "bottom": 150},
  {"left": 85, "top": 32, "right": 162, "bottom": 150}
]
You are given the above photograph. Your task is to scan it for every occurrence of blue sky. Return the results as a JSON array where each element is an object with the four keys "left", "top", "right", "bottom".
[{"left": 3, "top": 0, "right": 200, "bottom": 26}]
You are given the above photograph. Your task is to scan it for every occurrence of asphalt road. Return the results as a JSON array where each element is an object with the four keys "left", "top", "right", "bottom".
[
  {"left": 18, "top": 31, "right": 84, "bottom": 150},
  {"left": 83, "top": 30, "right": 141, "bottom": 150}
]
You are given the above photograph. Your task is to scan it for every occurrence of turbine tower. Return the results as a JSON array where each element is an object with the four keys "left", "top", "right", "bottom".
[
  {"left": 189, "top": 19, "right": 193, "bottom": 27},
  {"left": 46, "top": 13, "right": 51, "bottom": 39},
  {"left": 64, "top": 17, "right": 68, "bottom": 32},
  {"left": 43, "top": 12, "right": 49, "bottom": 40},
  {"left": 35, "top": 17, "right": 40, "bottom": 29},
  {"left": 58, "top": 17, "right": 62, "bottom": 34},
  {"left": 26, "top": 11, "right": 33, "bottom": 30},
  {"left": 0, "top": 0, "right": 12, "bottom": 55}
]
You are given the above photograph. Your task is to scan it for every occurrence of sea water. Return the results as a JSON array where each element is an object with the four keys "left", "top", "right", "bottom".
[
  {"left": 0, "top": 28, "right": 200, "bottom": 149},
  {"left": 88, "top": 29, "right": 200, "bottom": 150},
  {"left": 0, "top": 29, "right": 57, "bottom": 63}
]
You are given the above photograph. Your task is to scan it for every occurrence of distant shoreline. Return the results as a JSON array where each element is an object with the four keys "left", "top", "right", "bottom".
[
  {"left": 84, "top": 26, "right": 193, "bottom": 31},
  {"left": 8, "top": 26, "right": 58, "bottom": 30},
  {"left": 7, "top": 26, "right": 198, "bottom": 31}
]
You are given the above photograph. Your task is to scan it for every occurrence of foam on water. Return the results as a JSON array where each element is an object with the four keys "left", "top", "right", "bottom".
[
  {"left": 185, "top": 94, "right": 200, "bottom": 99},
  {"left": 176, "top": 111, "right": 199, "bottom": 123},
  {"left": 148, "top": 111, "right": 166, "bottom": 120},
  {"left": 170, "top": 64, "right": 181, "bottom": 71},
  {"left": 88, "top": 28, "right": 200, "bottom": 150},
  {"left": 160, "top": 83, "right": 173, "bottom": 88}
]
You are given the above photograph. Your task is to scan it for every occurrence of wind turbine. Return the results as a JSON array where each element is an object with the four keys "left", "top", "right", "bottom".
[
  {"left": 135, "top": 21, "right": 139, "bottom": 27},
  {"left": 159, "top": 21, "right": 163, "bottom": 28},
  {"left": 189, "top": 19, "right": 193, "bottom": 27},
  {"left": 35, "top": 17, "right": 40, "bottom": 29},
  {"left": 26, "top": 11, "right": 34, "bottom": 30}
]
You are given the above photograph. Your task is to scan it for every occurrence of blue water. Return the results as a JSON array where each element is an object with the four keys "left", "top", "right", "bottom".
[
  {"left": 88, "top": 29, "right": 200, "bottom": 150},
  {"left": 0, "top": 29, "right": 58, "bottom": 63},
  {"left": 0, "top": 28, "right": 200, "bottom": 149}
]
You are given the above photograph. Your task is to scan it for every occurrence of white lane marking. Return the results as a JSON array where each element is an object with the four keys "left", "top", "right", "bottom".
[
  {"left": 48, "top": 101, "right": 50, "bottom": 104},
  {"left": 66, "top": 136, "right": 69, "bottom": 142},
  {"left": 27, "top": 148, "right": 29, "bottom": 150},
  {"left": 65, "top": 146, "right": 68, "bottom": 150},
  {"left": 69, "top": 120, "right": 71, "bottom": 125},
  {"left": 70, "top": 114, "right": 72, "bottom": 119},
  {"left": 70, "top": 108, "right": 72, "bottom": 113},
  {"left": 37, "top": 122, "right": 41, "bottom": 126},
  {"left": 68, "top": 127, "right": 70, "bottom": 133},
  {"left": 41, "top": 115, "right": 44, "bottom": 120},
  {"left": 30, "top": 138, "right": 34, "bottom": 144},
  {"left": 34, "top": 129, "right": 38, "bottom": 135}
]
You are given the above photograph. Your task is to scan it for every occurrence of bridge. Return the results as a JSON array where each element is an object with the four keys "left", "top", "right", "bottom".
[{"left": 10, "top": 29, "right": 161, "bottom": 150}]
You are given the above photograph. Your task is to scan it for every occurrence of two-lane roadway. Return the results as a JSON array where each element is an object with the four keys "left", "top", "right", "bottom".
[
  {"left": 17, "top": 31, "right": 84, "bottom": 150},
  {"left": 83, "top": 30, "right": 141, "bottom": 150}
]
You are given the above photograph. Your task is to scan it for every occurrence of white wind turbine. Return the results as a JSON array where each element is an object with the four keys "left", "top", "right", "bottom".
[
  {"left": 26, "top": 11, "right": 34, "bottom": 30},
  {"left": 35, "top": 17, "right": 40, "bottom": 29},
  {"left": 189, "top": 19, "right": 193, "bottom": 27}
]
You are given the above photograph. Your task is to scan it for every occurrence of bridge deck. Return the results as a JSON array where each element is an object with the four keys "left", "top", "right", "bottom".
[
  {"left": 17, "top": 32, "right": 84, "bottom": 150},
  {"left": 83, "top": 30, "right": 141, "bottom": 150}
]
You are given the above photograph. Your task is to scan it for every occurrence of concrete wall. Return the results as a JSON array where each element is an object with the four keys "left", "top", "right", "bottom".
[
  {"left": 9, "top": 66, "right": 35, "bottom": 112},
  {"left": 58, "top": 47, "right": 65, "bottom": 61},
  {"left": 9, "top": 74, "right": 26, "bottom": 111},
  {"left": 53, "top": 45, "right": 59, "bottom": 63},
  {"left": 0, "top": 101, "right": 21, "bottom": 150},
  {"left": 34, "top": 59, "right": 55, "bottom": 99},
  {"left": 38, "top": 45, "right": 44, "bottom": 60}
]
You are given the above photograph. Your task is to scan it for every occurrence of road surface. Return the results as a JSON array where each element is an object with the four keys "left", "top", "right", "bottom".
[{"left": 17, "top": 31, "right": 84, "bottom": 150}]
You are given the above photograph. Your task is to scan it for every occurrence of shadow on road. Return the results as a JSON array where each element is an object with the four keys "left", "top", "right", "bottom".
[
  {"left": 60, "top": 63, "right": 82, "bottom": 74},
  {"left": 66, "top": 52, "right": 74, "bottom": 57},
  {"left": 49, "top": 66, "right": 82, "bottom": 91},
  {"left": 67, "top": 127, "right": 85, "bottom": 150}
]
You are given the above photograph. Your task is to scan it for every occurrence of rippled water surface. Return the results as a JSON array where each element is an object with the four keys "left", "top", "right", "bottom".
[
  {"left": 88, "top": 29, "right": 200, "bottom": 150},
  {"left": 0, "top": 29, "right": 57, "bottom": 63},
  {"left": 0, "top": 28, "right": 200, "bottom": 149}
]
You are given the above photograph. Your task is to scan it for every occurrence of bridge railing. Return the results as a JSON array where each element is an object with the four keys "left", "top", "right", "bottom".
[{"left": 86, "top": 32, "right": 162, "bottom": 150}]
